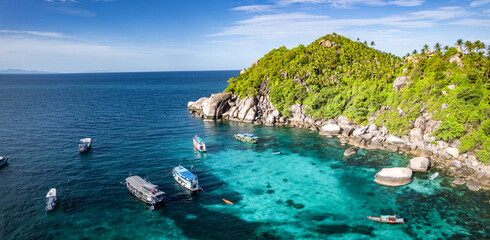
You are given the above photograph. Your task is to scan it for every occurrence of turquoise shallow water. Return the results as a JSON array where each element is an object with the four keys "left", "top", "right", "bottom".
[{"left": 0, "top": 72, "right": 488, "bottom": 239}]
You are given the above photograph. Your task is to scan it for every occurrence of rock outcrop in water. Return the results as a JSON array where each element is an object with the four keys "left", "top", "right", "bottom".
[
  {"left": 188, "top": 93, "right": 490, "bottom": 191},
  {"left": 374, "top": 167, "right": 413, "bottom": 186}
]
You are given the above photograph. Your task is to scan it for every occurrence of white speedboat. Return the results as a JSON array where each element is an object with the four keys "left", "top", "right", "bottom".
[
  {"left": 79, "top": 138, "right": 92, "bottom": 153},
  {"left": 173, "top": 166, "right": 201, "bottom": 191},
  {"left": 45, "top": 188, "right": 57, "bottom": 212},
  {"left": 429, "top": 172, "right": 439, "bottom": 180}
]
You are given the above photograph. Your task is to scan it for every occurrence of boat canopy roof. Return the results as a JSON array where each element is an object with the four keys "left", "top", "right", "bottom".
[
  {"left": 174, "top": 166, "right": 197, "bottom": 180},
  {"left": 0, "top": 156, "right": 5, "bottom": 161},
  {"left": 194, "top": 137, "right": 204, "bottom": 143},
  {"left": 126, "top": 175, "right": 158, "bottom": 190},
  {"left": 80, "top": 138, "right": 92, "bottom": 143},
  {"left": 46, "top": 188, "right": 56, "bottom": 198}
]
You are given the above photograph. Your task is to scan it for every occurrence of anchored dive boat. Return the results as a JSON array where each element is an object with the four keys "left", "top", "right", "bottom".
[
  {"left": 125, "top": 175, "right": 166, "bottom": 205},
  {"left": 173, "top": 166, "right": 201, "bottom": 191},
  {"left": 367, "top": 215, "right": 405, "bottom": 224},
  {"left": 234, "top": 133, "right": 259, "bottom": 143},
  {"left": 45, "top": 188, "right": 57, "bottom": 212},
  {"left": 0, "top": 156, "right": 8, "bottom": 167},
  {"left": 193, "top": 135, "right": 207, "bottom": 152},
  {"left": 78, "top": 138, "right": 92, "bottom": 153}
]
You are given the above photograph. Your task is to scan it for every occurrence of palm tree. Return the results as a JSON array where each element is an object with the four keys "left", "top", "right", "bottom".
[
  {"left": 370, "top": 41, "right": 375, "bottom": 47},
  {"left": 444, "top": 45, "right": 449, "bottom": 51},
  {"left": 456, "top": 39, "right": 463, "bottom": 47},
  {"left": 465, "top": 40, "right": 474, "bottom": 54},
  {"left": 434, "top": 43, "right": 442, "bottom": 54},
  {"left": 412, "top": 49, "right": 418, "bottom": 55}
]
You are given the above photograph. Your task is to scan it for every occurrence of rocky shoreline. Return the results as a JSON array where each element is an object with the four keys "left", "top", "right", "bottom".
[{"left": 188, "top": 92, "right": 490, "bottom": 192}]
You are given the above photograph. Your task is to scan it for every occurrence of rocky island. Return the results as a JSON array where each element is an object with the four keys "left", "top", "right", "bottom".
[{"left": 188, "top": 33, "right": 490, "bottom": 191}]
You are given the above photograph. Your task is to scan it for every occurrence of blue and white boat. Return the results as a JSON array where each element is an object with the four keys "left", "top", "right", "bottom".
[
  {"left": 172, "top": 166, "right": 201, "bottom": 191},
  {"left": 78, "top": 138, "right": 92, "bottom": 153},
  {"left": 234, "top": 133, "right": 259, "bottom": 143},
  {"left": 0, "top": 156, "right": 8, "bottom": 167},
  {"left": 45, "top": 188, "right": 57, "bottom": 212}
]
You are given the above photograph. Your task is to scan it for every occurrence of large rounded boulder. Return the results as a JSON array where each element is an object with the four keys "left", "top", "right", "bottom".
[
  {"left": 408, "top": 157, "right": 431, "bottom": 172},
  {"left": 374, "top": 167, "right": 413, "bottom": 187}
]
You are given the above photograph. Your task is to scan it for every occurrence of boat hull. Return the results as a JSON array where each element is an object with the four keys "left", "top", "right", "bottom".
[
  {"left": 0, "top": 158, "right": 8, "bottom": 167},
  {"left": 367, "top": 216, "right": 405, "bottom": 224}
]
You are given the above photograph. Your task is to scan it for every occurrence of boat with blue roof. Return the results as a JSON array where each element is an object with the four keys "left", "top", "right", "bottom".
[
  {"left": 78, "top": 138, "right": 92, "bottom": 153},
  {"left": 173, "top": 165, "right": 201, "bottom": 191},
  {"left": 193, "top": 135, "right": 207, "bottom": 152},
  {"left": 234, "top": 133, "right": 259, "bottom": 143}
]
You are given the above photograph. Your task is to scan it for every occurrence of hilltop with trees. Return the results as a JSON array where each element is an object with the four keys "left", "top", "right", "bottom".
[{"left": 224, "top": 33, "right": 490, "bottom": 163}]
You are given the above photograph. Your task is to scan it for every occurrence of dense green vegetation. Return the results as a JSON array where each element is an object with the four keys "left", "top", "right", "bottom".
[{"left": 225, "top": 34, "right": 490, "bottom": 163}]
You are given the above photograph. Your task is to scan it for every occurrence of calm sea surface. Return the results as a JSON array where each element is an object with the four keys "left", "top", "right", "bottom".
[{"left": 0, "top": 71, "right": 488, "bottom": 240}]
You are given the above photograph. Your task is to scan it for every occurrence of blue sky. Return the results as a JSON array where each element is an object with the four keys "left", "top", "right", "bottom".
[{"left": 1, "top": 0, "right": 489, "bottom": 73}]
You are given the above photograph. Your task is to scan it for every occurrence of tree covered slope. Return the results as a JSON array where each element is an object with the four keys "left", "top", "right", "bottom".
[{"left": 225, "top": 33, "right": 490, "bottom": 162}]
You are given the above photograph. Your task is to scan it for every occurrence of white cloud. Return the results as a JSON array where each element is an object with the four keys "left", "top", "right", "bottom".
[
  {"left": 0, "top": 30, "right": 72, "bottom": 38},
  {"left": 231, "top": 5, "right": 274, "bottom": 12},
  {"left": 470, "top": 0, "right": 490, "bottom": 7},
  {"left": 449, "top": 19, "right": 490, "bottom": 27},
  {"left": 275, "top": 0, "right": 424, "bottom": 8},
  {"left": 210, "top": 7, "right": 466, "bottom": 39}
]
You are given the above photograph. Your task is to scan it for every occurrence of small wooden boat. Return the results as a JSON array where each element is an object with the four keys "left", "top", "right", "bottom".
[
  {"left": 272, "top": 152, "right": 281, "bottom": 155},
  {"left": 79, "top": 138, "right": 92, "bottom": 153},
  {"left": 125, "top": 175, "right": 166, "bottom": 205},
  {"left": 193, "top": 135, "right": 207, "bottom": 152},
  {"left": 234, "top": 133, "right": 258, "bottom": 143},
  {"left": 367, "top": 215, "right": 404, "bottom": 224},
  {"left": 0, "top": 156, "right": 8, "bottom": 167},
  {"left": 429, "top": 172, "right": 439, "bottom": 180},
  {"left": 222, "top": 199, "right": 233, "bottom": 205},
  {"left": 45, "top": 188, "right": 57, "bottom": 212},
  {"left": 173, "top": 166, "right": 201, "bottom": 191}
]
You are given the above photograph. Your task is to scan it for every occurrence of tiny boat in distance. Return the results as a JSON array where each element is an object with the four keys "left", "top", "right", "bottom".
[
  {"left": 367, "top": 215, "right": 405, "bottom": 224},
  {"left": 193, "top": 135, "right": 207, "bottom": 152},
  {"left": 125, "top": 175, "right": 166, "bottom": 205},
  {"left": 0, "top": 156, "right": 8, "bottom": 167},
  {"left": 45, "top": 188, "right": 57, "bottom": 212},
  {"left": 173, "top": 166, "right": 201, "bottom": 191},
  {"left": 429, "top": 172, "right": 439, "bottom": 180},
  {"left": 79, "top": 138, "right": 92, "bottom": 153},
  {"left": 234, "top": 133, "right": 259, "bottom": 143}
]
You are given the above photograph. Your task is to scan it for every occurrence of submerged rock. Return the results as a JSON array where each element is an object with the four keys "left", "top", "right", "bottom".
[
  {"left": 409, "top": 157, "right": 431, "bottom": 172},
  {"left": 374, "top": 167, "right": 413, "bottom": 186},
  {"left": 453, "top": 177, "right": 465, "bottom": 185},
  {"left": 466, "top": 181, "right": 481, "bottom": 191}
]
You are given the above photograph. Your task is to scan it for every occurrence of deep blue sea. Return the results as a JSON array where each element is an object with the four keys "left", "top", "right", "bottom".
[{"left": 0, "top": 71, "right": 488, "bottom": 240}]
